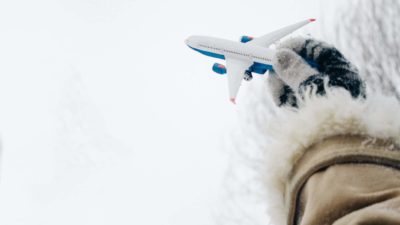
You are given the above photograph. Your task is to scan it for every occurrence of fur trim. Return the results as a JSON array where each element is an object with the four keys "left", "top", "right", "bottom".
[{"left": 256, "top": 89, "right": 400, "bottom": 225}]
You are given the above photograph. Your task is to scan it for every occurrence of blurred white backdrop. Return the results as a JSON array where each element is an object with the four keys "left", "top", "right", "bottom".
[{"left": 0, "top": 0, "right": 341, "bottom": 224}]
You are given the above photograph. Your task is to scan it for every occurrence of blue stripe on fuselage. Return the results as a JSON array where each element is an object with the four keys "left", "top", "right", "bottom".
[
  {"left": 189, "top": 46, "right": 225, "bottom": 60},
  {"left": 189, "top": 46, "right": 274, "bottom": 74}
]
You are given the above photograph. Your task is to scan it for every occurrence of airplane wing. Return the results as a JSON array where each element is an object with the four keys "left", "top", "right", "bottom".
[
  {"left": 248, "top": 19, "right": 315, "bottom": 47},
  {"left": 225, "top": 57, "right": 253, "bottom": 104}
]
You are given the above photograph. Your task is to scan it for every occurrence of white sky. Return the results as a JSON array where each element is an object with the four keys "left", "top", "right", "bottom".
[{"left": 0, "top": 0, "right": 340, "bottom": 224}]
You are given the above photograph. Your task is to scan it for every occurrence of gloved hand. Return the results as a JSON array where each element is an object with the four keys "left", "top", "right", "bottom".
[{"left": 268, "top": 37, "right": 366, "bottom": 107}]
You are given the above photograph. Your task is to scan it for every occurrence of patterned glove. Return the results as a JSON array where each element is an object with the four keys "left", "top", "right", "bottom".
[{"left": 268, "top": 37, "right": 366, "bottom": 107}]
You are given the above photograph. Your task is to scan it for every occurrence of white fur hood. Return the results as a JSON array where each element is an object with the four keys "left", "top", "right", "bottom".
[{"left": 243, "top": 89, "right": 400, "bottom": 225}]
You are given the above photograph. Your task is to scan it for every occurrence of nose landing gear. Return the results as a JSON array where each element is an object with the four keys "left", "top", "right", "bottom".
[{"left": 244, "top": 70, "right": 253, "bottom": 81}]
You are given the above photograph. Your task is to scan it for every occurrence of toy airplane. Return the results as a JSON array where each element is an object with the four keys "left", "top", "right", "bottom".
[{"left": 185, "top": 19, "right": 315, "bottom": 104}]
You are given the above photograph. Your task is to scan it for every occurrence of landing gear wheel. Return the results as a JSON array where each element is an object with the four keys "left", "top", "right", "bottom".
[{"left": 244, "top": 71, "right": 253, "bottom": 81}]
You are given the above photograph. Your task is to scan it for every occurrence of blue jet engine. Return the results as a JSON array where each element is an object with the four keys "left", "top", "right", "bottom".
[{"left": 212, "top": 63, "right": 227, "bottom": 75}]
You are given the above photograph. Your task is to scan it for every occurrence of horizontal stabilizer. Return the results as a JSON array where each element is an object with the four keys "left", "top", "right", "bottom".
[{"left": 240, "top": 35, "right": 254, "bottom": 43}]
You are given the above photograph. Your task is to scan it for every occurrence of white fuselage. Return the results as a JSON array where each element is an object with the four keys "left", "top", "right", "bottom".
[{"left": 185, "top": 35, "right": 275, "bottom": 65}]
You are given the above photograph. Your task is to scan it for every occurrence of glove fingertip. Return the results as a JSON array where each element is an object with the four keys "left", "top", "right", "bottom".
[
  {"left": 273, "top": 49, "right": 318, "bottom": 91},
  {"left": 278, "top": 36, "right": 310, "bottom": 53},
  {"left": 273, "top": 49, "right": 303, "bottom": 74}
]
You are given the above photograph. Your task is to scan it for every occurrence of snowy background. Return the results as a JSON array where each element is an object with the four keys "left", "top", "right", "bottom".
[{"left": 0, "top": 0, "right": 396, "bottom": 225}]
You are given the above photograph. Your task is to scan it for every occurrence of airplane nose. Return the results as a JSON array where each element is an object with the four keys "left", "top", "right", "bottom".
[
  {"left": 185, "top": 36, "right": 196, "bottom": 47},
  {"left": 184, "top": 37, "right": 190, "bottom": 46}
]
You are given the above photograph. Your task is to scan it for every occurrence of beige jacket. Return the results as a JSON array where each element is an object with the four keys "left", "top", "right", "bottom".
[
  {"left": 287, "top": 135, "right": 400, "bottom": 225},
  {"left": 257, "top": 90, "right": 400, "bottom": 225}
]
